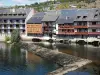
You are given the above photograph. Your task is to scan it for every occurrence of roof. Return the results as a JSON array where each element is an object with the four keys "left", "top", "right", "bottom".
[
  {"left": 57, "top": 16, "right": 74, "bottom": 24},
  {"left": 42, "top": 15, "right": 59, "bottom": 22},
  {"left": 27, "top": 17, "right": 43, "bottom": 24},
  {"left": 27, "top": 12, "right": 45, "bottom": 24},
  {"left": 42, "top": 10, "right": 59, "bottom": 22},
  {"left": 74, "top": 8, "right": 100, "bottom": 21},
  {"left": 0, "top": 8, "right": 31, "bottom": 14}
]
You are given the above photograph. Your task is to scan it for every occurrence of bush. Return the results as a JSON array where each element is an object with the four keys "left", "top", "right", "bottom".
[{"left": 5, "top": 36, "right": 11, "bottom": 42}]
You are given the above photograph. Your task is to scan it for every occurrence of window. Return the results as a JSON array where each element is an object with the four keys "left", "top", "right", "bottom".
[
  {"left": 4, "top": 25, "right": 7, "bottom": 28},
  {"left": 10, "top": 20, "right": 13, "bottom": 23},
  {"left": 4, "top": 14, "right": 7, "bottom": 16},
  {"left": 92, "top": 22, "right": 96, "bottom": 25},
  {"left": 4, "top": 20, "right": 7, "bottom": 23},
  {"left": 83, "top": 16, "right": 87, "bottom": 19},
  {"left": 13, "top": 14, "right": 17, "bottom": 16},
  {"left": 16, "top": 20, "right": 19, "bottom": 23},
  {"left": 10, "top": 25, "right": 13, "bottom": 28},
  {"left": 92, "top": 29, "right": 96, "bottom": 32},
  {"left": 23, "top": 30, "right": 25, "bottom": 33},
  {"left": 4, "top": 29, "right": 7, "bottom": 33},
  {"left": 9, "top": 14, "right": 12, "bottom": 16},
  {"left": 22, "top": 25, "right": 25, "bottom": 28},
  {"left": 10, "top": 29, "right": 12, "bottom": 32},
  {"left": 77, "top": 16, "right": 81, "bottom": 19},
  {"left": 94, "top": 14, "right": 98, "bottom": 18},
  {"left": 0, "top": 14, "right": 3, "bottom": 16},
  {"left": 62, "top": 29, "right": 66, "bottom": 32},
  {"left": 22, "top": 14, "right": 26, "bottom": 16},
  {"left": 16, "top": 25, "right": 19, "bottom": 28},
  {"left": 22, "top": 20, "right": 25, "bottom": 23}
]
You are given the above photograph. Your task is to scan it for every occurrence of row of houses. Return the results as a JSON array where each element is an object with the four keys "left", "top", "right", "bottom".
[
  {"left": 0, "top": 8, "right": 100, "bottom": 41},
  {"left": 26, "top": 8, "right": 100, "bottom": 40}
]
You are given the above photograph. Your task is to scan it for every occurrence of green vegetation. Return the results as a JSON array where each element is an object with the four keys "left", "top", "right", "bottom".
[
  {"left": 11, "top": 29, "right": 21, "bottom": 43},
  {"left": 5, "top": 35, "right": 11, "bottom": 43},
  {"left": 7, "top": 0, "right": 97, "bottom": 12}
]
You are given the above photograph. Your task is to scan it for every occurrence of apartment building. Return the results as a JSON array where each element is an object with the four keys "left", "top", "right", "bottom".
[
  {"left": 26, "top": 8, "right": 100, "bottom": 40},
  {"left": 0, "top": 8, "right": 32, "bottom": 36}
]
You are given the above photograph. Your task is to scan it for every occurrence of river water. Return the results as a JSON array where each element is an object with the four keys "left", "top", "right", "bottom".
[
  {"left": 0, "top": 43, "right": 57, "bottom": 75},
  {"left": 0, "top": 42, "right": 100, "bottom": 75},
  {"left": 34, "top": 42, "right": 100, "bottom": 75}
]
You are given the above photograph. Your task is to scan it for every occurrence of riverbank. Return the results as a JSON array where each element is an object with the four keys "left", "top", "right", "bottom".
[{"left": 27, "top": 43, "right": 92, "bottom": 75}]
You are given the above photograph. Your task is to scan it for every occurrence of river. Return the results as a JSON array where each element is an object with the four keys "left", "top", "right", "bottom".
[
  {"left": 34, "top": 42, "right": 100, "bottom": 75},
  {"left": 0, "top": 43, "right": 57, "bottom": 75},
  {"left": 0, "top": 42, "right": 100, "bottom": 75}
]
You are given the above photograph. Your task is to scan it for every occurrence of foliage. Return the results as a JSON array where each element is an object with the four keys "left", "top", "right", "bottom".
[
  {"left": 8, "top": 0, "right": 96, "bottom": 12},
  {"left": 5, "top": 35, "right": 11, "bottom": 42},
  {"left": 11, "top": 29, "right": 21, "bottom": 43}
]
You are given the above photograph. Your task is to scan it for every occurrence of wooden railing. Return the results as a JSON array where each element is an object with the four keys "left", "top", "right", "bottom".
[
  {"left": 88, "top": 25, "right": 100, "bottom": 28},
  {"left": 58, "top": 32, "right": 75, "bottom": 35},
  {"left": 88, "top": 32, "right": 100, "bottom": 35},
  {"left": 58, "top": 25, "right": 74, "bottom": 29},
  {"left": 74, "top": 26, "right": 88, "bottom": 28},
  {"left": 75, "top": 32, "right": 88, "bottom": 35}
]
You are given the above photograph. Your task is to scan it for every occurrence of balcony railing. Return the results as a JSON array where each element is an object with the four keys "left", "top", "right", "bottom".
[
  {"left": 88, "top": 25, "right": 100, "bottom": 28},
  {"left": 88, "top": 32, "right": 100, "bottom": 35},
  {"left": 74, "top": 25, "right": 88, "bottom": 28},
  {"left": 75, "top": 32, "right": 88, "bottom": 35},
  {"left": 58, "top": 32, "right": 75, "bottom": 35},
  {"left": 58, "top": 25, "right": 74, "bottom": 29}
]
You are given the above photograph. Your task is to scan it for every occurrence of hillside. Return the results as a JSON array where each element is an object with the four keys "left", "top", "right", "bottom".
[{"left": 6, "top": 0, "right": 100, "bottom": 11}]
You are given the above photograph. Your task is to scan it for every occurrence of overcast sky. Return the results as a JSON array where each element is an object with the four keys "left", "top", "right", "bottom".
[{"left": 0, "top": 0, "right": 48, "bottom": 7}]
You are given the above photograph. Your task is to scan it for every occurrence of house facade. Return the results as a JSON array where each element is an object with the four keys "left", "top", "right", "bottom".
[
  {"left": 26, "top": 8, "right": 100, "bottom": 40},
  {"left": 0, "top": 8, "right": 32, "bottom": 36}
]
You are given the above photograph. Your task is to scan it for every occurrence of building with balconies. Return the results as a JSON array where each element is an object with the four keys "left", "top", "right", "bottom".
[
  {"left": 26, "top": 8, "right": 100, "bottom": 41},
  {"left": 0, "top": 8, "right": 32, "bottom": 36}
]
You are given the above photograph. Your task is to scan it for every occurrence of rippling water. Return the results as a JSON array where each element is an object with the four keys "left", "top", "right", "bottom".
[{"left": 0, "top": 43, "right": 57, "bottom": 75}]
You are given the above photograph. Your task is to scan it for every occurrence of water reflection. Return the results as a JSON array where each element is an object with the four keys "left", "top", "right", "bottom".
[
  {"left": 35, "top": 42, "right": 100, "bottom": 63},
  {"left": 0, "top": 43, "right": 57, "bottom": 75},
  {"left": 34, "top": 42, "right": 100, "bottom": 75}
]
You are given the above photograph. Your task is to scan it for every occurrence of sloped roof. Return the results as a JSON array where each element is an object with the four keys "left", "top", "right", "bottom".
[
  {"left": 74, "top": 8, "right": 100, "bottom": 21},
  {"left": 42, "top": 15, "right": 59, "bottom": 22},
  {"left": 27, "top": 12, "right": 45, "bottom": 24},
  {"left": 27, "top": 17, "right": 43, "bottom": 24},
  {"left": 57, "top": 16, "right": 74, "bottom": 24},
  {"left": 42, "top": 10, "right": 59, "bottom": 22}
]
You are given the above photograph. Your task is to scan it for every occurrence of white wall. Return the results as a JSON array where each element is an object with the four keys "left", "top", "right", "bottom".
[{"left": 56, "top": 24, "right": 58, "bottom": 34}]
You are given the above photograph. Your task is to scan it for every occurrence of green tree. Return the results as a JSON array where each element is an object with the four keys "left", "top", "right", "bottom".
[{"left": 11, "top": 29, "right": 21, "bottom": 43}]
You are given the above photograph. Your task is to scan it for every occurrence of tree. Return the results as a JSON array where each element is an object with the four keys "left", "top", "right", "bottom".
[{"left": 11, "top": 29, "right": 21, "bottom": 43}]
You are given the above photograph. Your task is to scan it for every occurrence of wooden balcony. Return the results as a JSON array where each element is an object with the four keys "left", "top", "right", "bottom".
[
  {"left": 74, "top": 26, "right": 88, "bottom": 28},
  {"left": 88, "top": 32, "right": 100, "bottom": 35},
  {"left": 88, "top": 25, "right": 100, "bottom": 28},
  {"left": 58, "top": 25, "right": 74, "bottom": 29},
  {"left": 75, "top": 32, "right": 88, "bottom": 35},
  {"left": 58, "top": 32, "right": 75, "bottom": 35}
]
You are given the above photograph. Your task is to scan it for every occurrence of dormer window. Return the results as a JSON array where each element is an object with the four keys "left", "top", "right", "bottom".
[
  {"left": 94, "top": 14, "right": 98, "bottom": 18},
  {"left": 77, "top": 16, "right": 81, "bottom": 19},
  {"left": 9, "top": 14, "right": 12, "bottom": 16},
  {"left": 83, "top": 16, "right": 87, "bottom": 19}
]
